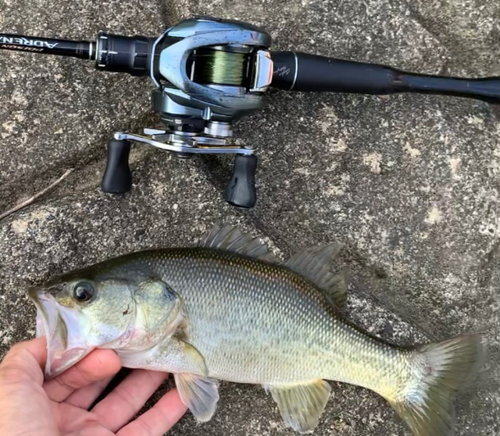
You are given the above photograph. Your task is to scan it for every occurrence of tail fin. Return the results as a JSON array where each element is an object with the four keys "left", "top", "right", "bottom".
[{"left": 389, "top": 334, "right": 485, "bottom": 436}]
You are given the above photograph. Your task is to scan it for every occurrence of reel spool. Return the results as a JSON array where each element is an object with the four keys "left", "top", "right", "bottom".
[{"left": 191, "top": 47, "right": 249, "bottom": 87}]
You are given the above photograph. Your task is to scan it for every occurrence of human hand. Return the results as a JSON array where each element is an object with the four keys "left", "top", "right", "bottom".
[{"left": 0, "top": 337, "right": 187, "bottom": 436}]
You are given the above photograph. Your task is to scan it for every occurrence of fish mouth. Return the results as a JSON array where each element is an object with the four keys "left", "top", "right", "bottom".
[{"left": 28, "top": 288, "right": 91, "bottom": 378}]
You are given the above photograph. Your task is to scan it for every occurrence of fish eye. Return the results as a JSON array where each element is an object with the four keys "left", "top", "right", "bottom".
[{"left": 73, "top": 282, "right": 95, "bottom": 303}]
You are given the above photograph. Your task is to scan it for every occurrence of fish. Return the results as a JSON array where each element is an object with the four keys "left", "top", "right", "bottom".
[{"left": 28, "top": 225, "right": 484, "bottom": 436}]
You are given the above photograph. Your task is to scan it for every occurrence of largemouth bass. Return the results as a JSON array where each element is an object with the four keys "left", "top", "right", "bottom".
[{"left": 28, "top": 225, "right": 483, "bottom": 436}]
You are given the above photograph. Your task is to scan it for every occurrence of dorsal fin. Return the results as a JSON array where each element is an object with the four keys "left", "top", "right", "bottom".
[
  {"left": 199, "top": 225, "right": 279, "bottom": 263},
  {"left": 284, "top": 244, "right": 348, "bottom": 309}
]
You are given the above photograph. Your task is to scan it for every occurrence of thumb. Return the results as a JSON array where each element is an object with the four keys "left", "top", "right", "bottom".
[{"left": 0, "top": 337, "right": 47, "bottom": 386}]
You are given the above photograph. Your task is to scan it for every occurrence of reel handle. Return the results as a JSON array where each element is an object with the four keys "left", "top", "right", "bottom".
[
  {"left": 225, "top": 154, "right": 257, "bottom": 208},
  {"left": 272, "top": 51, "right": 500, "bottom": 104},
  {"left": 101, "top": 138, "right": 132, "bottom": 194}
]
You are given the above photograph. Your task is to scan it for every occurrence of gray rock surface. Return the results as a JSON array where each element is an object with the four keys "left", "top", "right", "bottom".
[{"left": 0, "top": 1, "right": 498, "bottom": 435}]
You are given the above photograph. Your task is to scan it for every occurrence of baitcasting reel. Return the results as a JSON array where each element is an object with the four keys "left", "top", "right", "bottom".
[
  {"left": 98, "top": 17, "right": 273, "bottom": 208},
  {"left": 1, "top": 16, "right": 500, "bottom": 208}
]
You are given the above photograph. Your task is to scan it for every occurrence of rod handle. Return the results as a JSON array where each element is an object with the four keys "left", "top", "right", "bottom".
[{"left": 272, "top": 51, "right": 500, "bottom": 104}]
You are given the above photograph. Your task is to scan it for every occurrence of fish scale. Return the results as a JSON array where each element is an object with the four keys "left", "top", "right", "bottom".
[
  {"left": 146, "top": 249, "right": 402, "bottom": 387},
  {"left": 29, "top": 225, "right": 484, "bottom": 436}
]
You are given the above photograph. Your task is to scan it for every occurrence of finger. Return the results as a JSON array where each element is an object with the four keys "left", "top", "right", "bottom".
[
  {"left": 92, "top": 369, "right": 168, "bottom": 432},
  {"left": 44, "top": 349, "right": 121, "bottom": 402},
  {"left": 64, "top": 375, "right": 115, "bottom": 409},
  {"left": 52, "top": 402, "right": 112, "bottom": 436},
  {"left": 118, "top": 388, "right": 187, "bottom": 436},
  {"left": 0, "top": 337, "right": 47, "bottom": 386}
]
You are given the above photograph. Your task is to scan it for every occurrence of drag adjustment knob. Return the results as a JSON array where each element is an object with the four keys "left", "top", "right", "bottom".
[
  {"left": 101, "top": 139, "right": 132, "bottom": 194},
  {"left": 225, "top": 154, "right": 257, "bottom": 208}
]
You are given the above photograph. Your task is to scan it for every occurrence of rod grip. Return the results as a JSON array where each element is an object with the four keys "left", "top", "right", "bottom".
[
  {"left": 225, "top": 154, "right": 257, "bottom": 208},
  {"left": 101, "top": 139, "right": 132, "bottom": 194},
  {"left": 271, "top": 51, "right": 500, "bottom": 104}
]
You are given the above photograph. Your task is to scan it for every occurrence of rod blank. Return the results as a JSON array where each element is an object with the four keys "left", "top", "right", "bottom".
[{"left": 0, "top": 34, "right": 95, "bottom": 60}]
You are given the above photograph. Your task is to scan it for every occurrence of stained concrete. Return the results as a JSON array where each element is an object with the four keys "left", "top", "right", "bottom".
[{"left": 0, "top": 0, "right": 498, "bottom": 435}]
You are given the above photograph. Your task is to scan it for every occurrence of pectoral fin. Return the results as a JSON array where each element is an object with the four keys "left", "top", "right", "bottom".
[
  {"left": 175, "top": 373, "right": 220, "bottom": 422},
  {"left": 266, "top": 380, "right": 332, "bottom": 433},
  {"left": 119, "top": 337, "right": 208, "bottom": 376},
  {"left": 178, "top": 340, "right": 208, "bottom": 376}
]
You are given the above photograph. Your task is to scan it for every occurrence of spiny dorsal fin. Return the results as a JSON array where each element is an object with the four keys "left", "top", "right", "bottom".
[
  {"left": 199, "top": 224, "right": 279, "bottom": 263},
  {"left": 284, "top": 244, "right": 348, "bottom": 309}
]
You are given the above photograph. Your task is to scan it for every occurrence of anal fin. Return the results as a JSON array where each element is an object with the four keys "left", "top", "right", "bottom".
[
  {"left": 119, "top": 337, "right": 208, "bottom": 376},
  {"left": 175, "top": 373, "right": 220, "bottom": 422},
  {"left": 266, "top": 380, "right": 332, "bottom": 433}
]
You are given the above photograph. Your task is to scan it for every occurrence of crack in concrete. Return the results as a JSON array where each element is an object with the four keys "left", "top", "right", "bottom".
[
  {"left": 405, "top": 5, "right": 450, "bottom": 55},
  {"left": 0, "top": 110, "right": 158, "bottom": 211},
  {"left": 479, "top": 239, "right": 500, "bottom": 289}
]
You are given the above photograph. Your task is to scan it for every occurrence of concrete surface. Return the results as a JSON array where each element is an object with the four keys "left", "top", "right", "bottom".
[{"left": 0, "top": 1, "right": 499, "bottom": 435}]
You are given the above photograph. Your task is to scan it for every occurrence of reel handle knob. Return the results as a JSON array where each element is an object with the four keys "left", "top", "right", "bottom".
[
  {"left": 225, "top": 154, "right": 257, "bottom": 208},
  {"left": 101, "top": 139, "right": 132, "bottom": 194}
]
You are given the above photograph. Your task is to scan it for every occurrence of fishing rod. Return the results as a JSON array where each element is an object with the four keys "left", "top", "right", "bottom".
[{"left": 1, "top": 16, "right": 499, "bottom": 208}]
